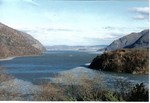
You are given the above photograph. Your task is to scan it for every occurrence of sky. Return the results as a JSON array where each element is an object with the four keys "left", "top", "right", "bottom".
[{"left": 0, "top": 0, "right": 149, "bottom": 46}]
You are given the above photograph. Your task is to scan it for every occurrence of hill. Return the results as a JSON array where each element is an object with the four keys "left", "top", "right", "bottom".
[
  {"left": 105, "top": 29, "right": 149, "bottom": 51},
  {"left": 0, "top": 23, "right": 46, "bottom": 59},
  {"left": 89, "top": 48, "right": 149, "bottom": 74}
]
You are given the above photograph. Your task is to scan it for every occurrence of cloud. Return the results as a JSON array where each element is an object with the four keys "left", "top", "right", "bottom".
[
  {"left": 21, "top": 27, "right": 79, "bottom": 33},
  {"left": 11, "top": 24, "right": 148, "bottom": 46},
  {"left": 132, "top": 7, "right": 149, "bottom": 14},
  {"left": 130, "top": 7, "right": 149, "bottom": 20},
  {"left": 22, "top": 0, "right": 39, "bottom": 6},
  {"left": 103, "top": 26, "right": 116, "bottom": 30},
  {"left": 1, "top": 0, "right": 39, "bottom": 6},
  {"left": 16, "top": 26, "right": 84, "bottom": 45},
  {"left": 133, "top": 14, "right": 147, "bottom": 20},
  {"left": 47, "top": 28, "right": 76, "bottom": 32}
]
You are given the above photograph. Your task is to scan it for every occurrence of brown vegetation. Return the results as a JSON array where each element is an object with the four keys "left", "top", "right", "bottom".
[
  {"left": 0, "top": 67, "right": 13, "bottom": 82},
  {"left": 34, "top": 83, "right": 66, "bottom": 101},
  {"left": 33, "top": 72, "right": 149, "bottom": 101},
  {"left": 0, "top": 67, "right": 148, "bottom": 101},
  {"left": 0, "top": 67, "right": 22, "bottom": 100},
  {"left": 89, "top": 48, "right": 149, "bottom": 74}
]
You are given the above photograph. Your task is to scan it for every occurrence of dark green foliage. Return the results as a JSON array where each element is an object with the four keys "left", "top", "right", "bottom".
[
  {"left": 113, "top": 79, "right": 132, "bottom": 98},
  {"left": 65, "top": 85, "right": 80, "bottom": 101},
  {"left": 113, "top": 80, "right": 149, "bottom": 101},
  {"left": 126, "top": 83, "right": 149, "bottom": 101},
  {"left": 102, "top": 91, "right": 124, "bottom": 101},
  {"left": 64, "top": 81, "right": 149, "bottom": 101}
]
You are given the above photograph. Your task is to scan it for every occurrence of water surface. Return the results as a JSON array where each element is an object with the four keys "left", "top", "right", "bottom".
[{"left": 0, "top": 51, "right": 148, "bottom": 86}]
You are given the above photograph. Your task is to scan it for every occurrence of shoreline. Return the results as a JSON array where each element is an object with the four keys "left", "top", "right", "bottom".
[
  {"left": 0, "top": 53, "right": 44, "bottom": 62},
  {"left": 0, "top": 57, "right": 16, "bottom": 61}
]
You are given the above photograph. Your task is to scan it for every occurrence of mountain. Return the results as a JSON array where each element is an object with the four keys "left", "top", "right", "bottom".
[
  {"left": 105, "top": 29, "right": 149, "bottom": 51},
  {"left": 0, "top": 23, "right": 46, "bottom": 59},
  {"left": 127, "top": 30, "right": 149, "bottom": 48},
  {"left": 45, "top": 45, "right": 107, "bottom": 51},
  {"left": 89, "top": 29, "right": 149, "bottom": 74}
]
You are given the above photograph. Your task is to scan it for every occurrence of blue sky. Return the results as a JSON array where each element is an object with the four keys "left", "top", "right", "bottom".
[{"left": 0, "top": 0, "right": 149, "bottom": 46}]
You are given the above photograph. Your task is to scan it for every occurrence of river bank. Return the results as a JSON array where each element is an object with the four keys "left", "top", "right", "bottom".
[
  {"left": 0, "top": 57, "right": 16, "bottom": 61},
  {"left": 0, "top": 68, "right": 148, "bottom": 101}
]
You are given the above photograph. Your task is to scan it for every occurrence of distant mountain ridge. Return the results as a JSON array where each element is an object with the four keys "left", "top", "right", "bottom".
[
  {"left": 45, "top": 45, "right": 107, "bottom": 51},
  {"left": 105, "top": 29, "right": 149, "bottom": 51},
  {"left": 0, "top": 23, "right": 46, "bottom": 59}
]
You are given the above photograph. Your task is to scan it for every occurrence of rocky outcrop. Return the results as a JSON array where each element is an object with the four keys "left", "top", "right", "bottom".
[
  {"left": 105, "top": 29, "right": 149, "bottom": 51},
  {"left": 0, "top": 23, "right": 46, "bottom": 59},
  {"left": 89, "top": 48, "right": 149, "bottom": 74}
]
